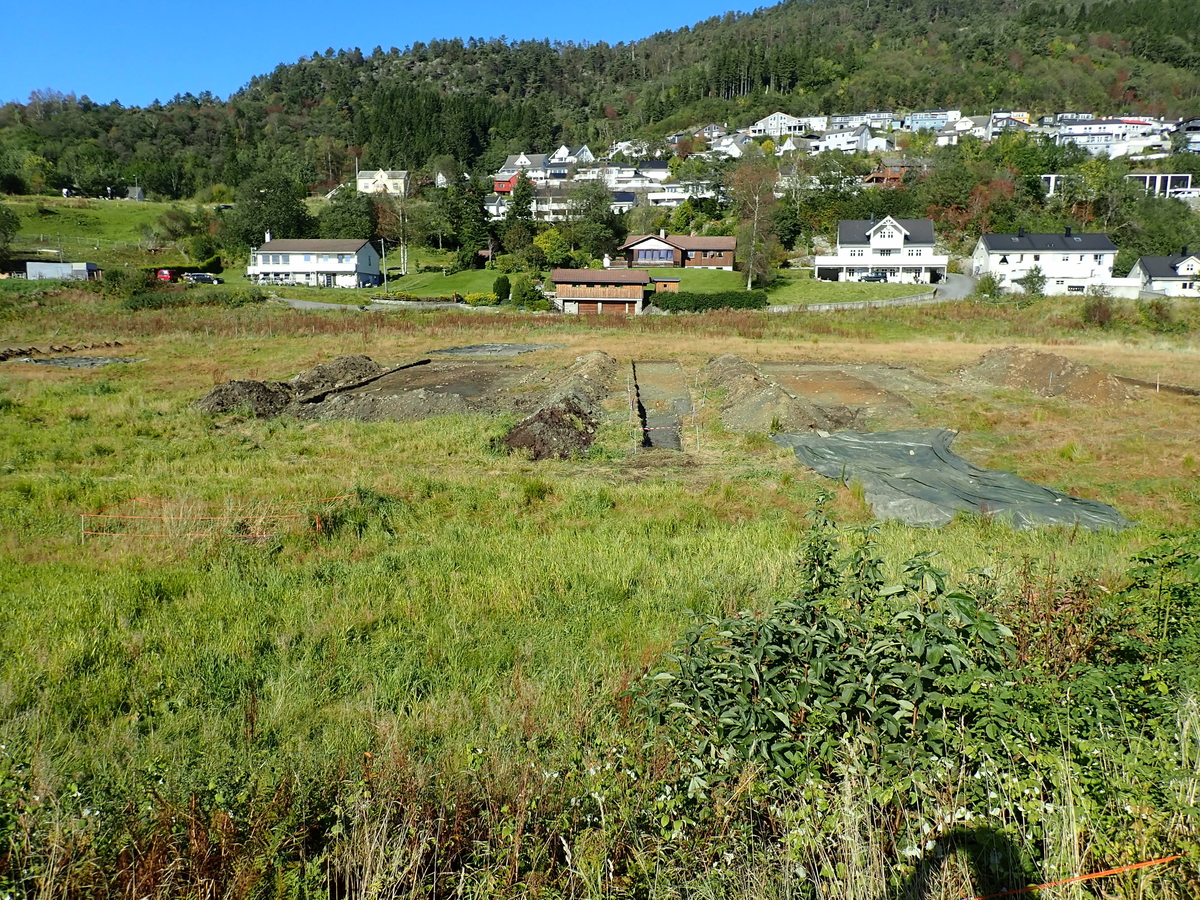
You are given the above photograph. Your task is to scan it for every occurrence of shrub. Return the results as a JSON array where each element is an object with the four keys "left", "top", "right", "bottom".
[
  {"left": 492, "top": 274, "right": 511, "bottom": 301},
  {"left": 1139, "top": 296, "right": 1183, "bottom": 333},
  {"left": 653, "top": 289, "right": 768, "bottom": 312},
  {"left": 974, "top": 272, "right": 1004, "bottom": 301},
  {"left": 100, "top": 267, "right": 158, "bottom": 299},
  {"left": 464, "top": 292, "right": 500, "bottom": 306},
  {"left": 1082, "top": 287, "right": 1116, "bottom": 327},
  {"left": 509, "top": 275, "right": 543, "bottom": 306}
]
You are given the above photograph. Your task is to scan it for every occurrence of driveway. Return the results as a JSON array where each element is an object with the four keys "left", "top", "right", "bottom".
[{"left": 936, "top": 273, "right": 976, "bottom": 300}]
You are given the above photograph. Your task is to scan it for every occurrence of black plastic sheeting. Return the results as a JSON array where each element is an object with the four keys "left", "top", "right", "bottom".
[{"left": 772, "top": 429, "right": 1133, "bottom": 531}]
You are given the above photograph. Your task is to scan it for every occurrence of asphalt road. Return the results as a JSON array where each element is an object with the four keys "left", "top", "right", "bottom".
[{"left": 936, "top": 273, "right": 977, "bottom": 300}]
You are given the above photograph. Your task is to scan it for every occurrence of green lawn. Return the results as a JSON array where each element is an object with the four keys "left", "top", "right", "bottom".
[
  {"left": 765, "top": 269, "right": 929, "bottom": 305},
  {"left": 640, "top": 266, "right": 746, "bottom": 292}
]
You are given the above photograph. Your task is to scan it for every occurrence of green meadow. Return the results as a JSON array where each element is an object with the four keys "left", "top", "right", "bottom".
[{"left": 0, "top": 280, "right": 1198, "bottom": 898}]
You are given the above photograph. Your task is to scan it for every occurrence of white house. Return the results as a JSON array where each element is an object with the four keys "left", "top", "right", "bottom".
[
  {"left": 709, "top": 133, "right": 756, "bottom": 159},
  {"left": 830, "top": 111, "right": 896, "bottom": 129},
  {"left": 746, "top": 112, "right": 829, "bottom": 138},
  {"left": 498, "top": 152, "right": 553, "bottom": 182},
  {"left": 1051, "top": 118, "right": 1169, "bottom": 158},
  {"left": 548, "top": 145, "right": 595, "bottom": 165},
  {"left": 356, "top": 169, "right": 408, "bottom": 196},
  {"left": 815, "top": 216, "right": 947, "bottom": 284},
  {"left": 1130, "top": 250, "right": 1200, "bottom": 297},
  {"left": 811, "top": 125, "right": 889, "bottom": 154},
  {"left": 971, "top": 227, "right": 1117, "bottom": 295},
  {"left": 247, "top": 238, "right": 381, "bottom": 288}
]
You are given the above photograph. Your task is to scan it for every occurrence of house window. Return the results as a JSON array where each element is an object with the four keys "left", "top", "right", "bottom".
[
  {"left": 907, "top": 248, "right": 921, "bottom": 256},
  {"left": 281, "top": 255, "right": 290, "bottom": 264},
  {"left": 849, "top": 249, "right": 864, "bottom": 257},
  {"left": 304, "top": 254, "right": 312, "bottom": 262},
  {"left": 1055, "top": 280, "right": 1065, "bottom": 285},
  {"left": 260, "top": 255, "right": 269, "bottom": 265},
  {"left": 874, "top": 249, "right": 894, "bottom": 257},
  {"left": 321, "top": 254, "right": 330, "bottom": 262},
  {"left": 1062, "top": 255, "right": 1070, "bottom": 262},
  {"left": 1068, "top": 285, "right": 1085, "bottom": 292},
  {"left": 999, "top": 256, "right": 1009, "bottom": 265},
  {"left": 1093, "top": 254, "right": 1104, "bottom": 263},
  {"left": 1033, "top": 255, "right": 1040, "bottom": 261},
  {"left": 637, "top": 249, "right": 672, "bottom": 260},
  {"left": 271, "top": 254, "right": 281, "bottom": 265},
  {"left": 687, "top": 251, "right": 696, "bottom": 259}
]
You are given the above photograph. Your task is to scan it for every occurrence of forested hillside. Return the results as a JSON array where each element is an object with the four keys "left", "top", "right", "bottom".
[{"left": 0, "top": 0, "right": 1198, "bottom": 198}]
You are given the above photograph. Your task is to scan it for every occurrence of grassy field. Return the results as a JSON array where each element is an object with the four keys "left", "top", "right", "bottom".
[
  {"left": 766, "top": 269, "right": 929, "bottom": 304},
  {"left": 0, "top": 281, "right": 1198, "bottom": 897}
]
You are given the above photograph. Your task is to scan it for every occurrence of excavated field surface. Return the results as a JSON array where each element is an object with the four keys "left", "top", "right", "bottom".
[
  {"left": 759, "top": 363, "right": 918, "bottom": 412},
  {"left": 633, "top": 360, "right": 693, "bottom": 450},
  {"left": 299, "top": 359, "right": 555, "bottom": 422},
  {"left": 958, "top": 346, "right": 1134, "bottom": 404}
]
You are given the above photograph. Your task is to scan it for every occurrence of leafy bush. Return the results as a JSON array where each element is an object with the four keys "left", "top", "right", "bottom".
[
  {"left": 99, "top": 267, "right": 159, "bottom": 299},
  {"left": 120, "top": 286, "right": 265, "bottom": 311},
  {"left": 1140, "top": 296, "right": 1184, "bottom": 333},
  {"left": 1082, "top": 287, "right": 1116, "bottom": 327},
  {"left": 653, "top": 289, "right": 768, "bottom": 312},
  {"left": 464, "top": 292, "right": 500, "bottom": 306},
  {"left": 509, "top": 274, "right": 543, "bottom": 306},
  {"left": 492, "top": 274, "right": 510, "bottom": 300},
  {"left": 974, "top": 272, "right": 1004, "bottom": 300}
]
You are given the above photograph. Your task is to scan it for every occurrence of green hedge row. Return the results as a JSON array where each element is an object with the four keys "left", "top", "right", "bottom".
[{"left": 652, "top": 289, "right": 768, "bottom": 312}]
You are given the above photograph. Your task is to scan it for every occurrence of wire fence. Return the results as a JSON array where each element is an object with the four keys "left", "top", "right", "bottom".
[{"left": 80, "top": 494, "right": 354, "bottom": 543}]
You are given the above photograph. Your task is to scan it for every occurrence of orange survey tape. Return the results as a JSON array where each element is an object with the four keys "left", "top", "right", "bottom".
[{"left": 960, "top": 854, "right": 1181, "bottom": 900}]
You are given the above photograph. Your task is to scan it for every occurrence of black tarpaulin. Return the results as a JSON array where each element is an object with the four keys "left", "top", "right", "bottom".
[{"left": 772, "top": 428, "right": 1132, "bottom": 531}]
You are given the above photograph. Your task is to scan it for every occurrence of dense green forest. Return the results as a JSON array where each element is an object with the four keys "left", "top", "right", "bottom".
[{"left": 1, "top": 0, "right": 1199, "bottom": 199}]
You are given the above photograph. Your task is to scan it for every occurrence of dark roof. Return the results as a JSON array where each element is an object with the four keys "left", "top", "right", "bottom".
[
  {"left": 637, "top": 160, "right": 670, "bottom": 169},
  {"left": 978, "top": 232, "right": 1117, "bottom": 253},
  {"left": 619, "top": 234, "right": 737, "bottom": 251},
  {"left": 1135, "top": 253, "right": 1200, "bottom": 279},
  {"left": 257, "top": 239, "right": 371, "bottom": 252},
  {"left": 550, "top": 268, "right": 651, "bottom": 285},
  {"left": 837, "top": 218, "right": 936, "bottom": 246},
  {"left": 611, "top": 191, "right": 637, "bottom": 202}
]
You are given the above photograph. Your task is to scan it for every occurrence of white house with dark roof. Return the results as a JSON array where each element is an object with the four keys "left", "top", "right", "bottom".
[
  {"left": 815, "top": 217, "right": 947, "bottom": 284},
  {"left": 1051, "top": 118, "right": 1169, "bottom": 158},
  {"left": 356, "top": 169, "right": 408, "bottom": 196},
  {"left": 548, "top": 145, "right": 595, "bottom": 165},
  {"left": 247, "top": 238, "right": 381, "bottom": 288},
  {"left": 1130, "top": 250, "right": 1200, "bottom": 297},
  {"left": 498, "top": 152, "right": 552, "bottom": 182},
  {"left": 971, "top": 227, "right": 1117, "bottom": 294}
]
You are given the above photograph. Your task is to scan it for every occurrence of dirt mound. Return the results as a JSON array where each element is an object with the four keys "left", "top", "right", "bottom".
[
  {"left": 962, "top": 347, "right": 1133, "bottom": 403},
  {"left": 290, "top": 355, "right": 383, "bottom": 399},
  {"left": 502, "top": 351, "right": 617, "bottom": 460},
  {"left": 704, "top": 354, "right": 830, "bottom": 433},
  {"left": 194, "top": 380, "right": 295, "bottom": 417}
]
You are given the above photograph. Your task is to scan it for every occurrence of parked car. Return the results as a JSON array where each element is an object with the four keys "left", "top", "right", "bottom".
[
  {"left": 860, "top": 272, "right": 888, "bottom": 282},
  {"left": 182, "top": 272, "right": 223, "bottom": 284}
]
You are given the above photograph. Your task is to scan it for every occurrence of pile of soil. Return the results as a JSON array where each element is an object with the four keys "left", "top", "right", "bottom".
[
  {"left": 962, "top": 347, "right": 1133, "bottom": 403},
  {"left": 502, "top": 351, "right": 617, "bottom": 460},
  {"left": 290, "top": 355, "right": 383, "bottom": 399},
  {"left": 194, "top": 380, "right": 295, "bottom": 417},
  {"left": 704, "top": 355, "right": 832, "bottom": 433}
]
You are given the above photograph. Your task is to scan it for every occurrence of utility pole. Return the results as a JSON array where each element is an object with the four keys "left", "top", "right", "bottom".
[{"left": 380, "top": 238, "right": 388, "bottom": 292}]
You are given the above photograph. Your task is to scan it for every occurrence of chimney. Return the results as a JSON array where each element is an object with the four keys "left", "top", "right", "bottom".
[
  {"left": 1018, "top": 226, "right": 1025, "bottom": 238},
  {"left": 659, "top": 228, "right": 666, "bottom": 239},
  {"left": 1065, "top": 225, "right": 1072, "bottom": 237},
  {"left": 1183, "top": 245, "right": 1190, "bottom": 256},
  {"left": 265, "top": 229, "right": 272, "bottom": 243}
]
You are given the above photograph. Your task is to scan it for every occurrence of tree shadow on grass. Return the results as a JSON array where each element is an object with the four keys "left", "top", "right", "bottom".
[{"left": 886, "top": 825, "right": 1044, "bottom": 900}]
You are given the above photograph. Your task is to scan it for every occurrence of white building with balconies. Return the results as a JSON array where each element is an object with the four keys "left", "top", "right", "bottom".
[
  {"left": 247, "top": 238, "right": 381, "bottom": 288},
  {"left": 815, "top": 216, "right": 947, "bottom": 284}
]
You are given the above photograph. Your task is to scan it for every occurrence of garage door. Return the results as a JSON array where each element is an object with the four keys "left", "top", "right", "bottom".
[{"left": 578, "top": 302, "right": 601, "bottom": 314}]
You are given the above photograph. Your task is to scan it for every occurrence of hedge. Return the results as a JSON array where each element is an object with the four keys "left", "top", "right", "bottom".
[{"left": 652, "top": 289, "right": 768, "bottom": 312}]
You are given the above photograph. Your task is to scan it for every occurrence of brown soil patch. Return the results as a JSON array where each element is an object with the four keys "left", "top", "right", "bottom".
[
  {"left": 759, "top": 363, "right": 916, "bottom": 411},
  {"left": 704, "top": 355, "right": 831, "bottom": 433},
  {"left": 290, "top": 355, "right": 384, "bottom": 399},
  {"left": 503, "top": 351, "right": 618, "bottom": 460},
  {"left": 299, "top": 358, "right": 553, "bottom": 422},
  {"left": 194, "top": 380, "right": 295, "bottom": 417},
  {"left": 960, "top": 346, "right": 1134, "bottom": 403}
]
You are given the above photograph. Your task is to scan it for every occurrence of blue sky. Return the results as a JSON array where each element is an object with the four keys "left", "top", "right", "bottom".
[{"left": 1, "top": 0, "right": 764, "bottom": 108}]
